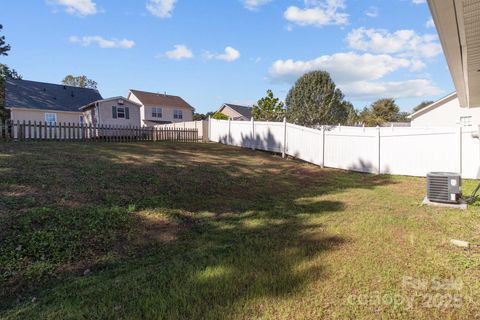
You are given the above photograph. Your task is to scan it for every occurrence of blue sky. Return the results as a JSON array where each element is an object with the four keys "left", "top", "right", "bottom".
[{"left": 0, "top": 0, "right": 453, "bottom": 113}]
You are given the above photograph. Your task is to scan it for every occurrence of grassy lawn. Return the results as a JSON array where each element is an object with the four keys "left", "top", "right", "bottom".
[{"left": 1, "top": 141, "right": 480, "bottom": 319}]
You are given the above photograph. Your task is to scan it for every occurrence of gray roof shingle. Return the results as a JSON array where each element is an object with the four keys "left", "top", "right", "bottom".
[
  {"left": 224, "top": 103, "right": 252, "bottom": 120},
  {"left": 5, "top": 79, "right": 103, "bottom": 112}
]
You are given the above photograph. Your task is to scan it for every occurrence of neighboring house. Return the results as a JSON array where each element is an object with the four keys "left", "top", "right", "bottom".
[
  {"left": 5, "top": 78, "right": 102, "bottom": 124},
  {"left": 217, "top": 103, "right": 252, "bottom": 121},
  {"left": 127, "top": 89, "right": 194, "bottom": 127},
  {"left": 408, "top": 92, "right": 480, "bottom": 128},
  {"left": 80, "top": 97, "right": 142, "bottom": 127}
]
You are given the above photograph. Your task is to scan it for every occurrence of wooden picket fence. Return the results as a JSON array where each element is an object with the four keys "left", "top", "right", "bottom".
[{"left": 0, "top": 120, "right": 199, "bottom": 143}]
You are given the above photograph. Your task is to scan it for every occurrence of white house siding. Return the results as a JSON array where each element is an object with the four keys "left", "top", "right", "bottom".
[{"left": 411, "top": 95, "right": 480, "bottom": 128}]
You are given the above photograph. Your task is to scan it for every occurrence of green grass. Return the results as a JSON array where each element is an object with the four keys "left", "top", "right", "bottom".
[{"left": 1, "top": 142, "right": 480, "bottom": 319}]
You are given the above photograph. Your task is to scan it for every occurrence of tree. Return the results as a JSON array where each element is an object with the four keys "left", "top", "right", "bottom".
[
  {"left": 252, "top": 90, "right": 285, "bottom": 121},
  {"left": 359, "top": 98, "right": 407, "bottom": 126},
  {"left": 193, "top": 113, "right": 206, "bottom": 120},
  {"left": 343, "top": 101, "right": 359, "bottom": 125},
  {"left": 0, "top": 64, "right": 21, "bottom": 80},
  {"left": 0, "top": 25, "right": 20, "bottom": 121},
  {"left": 62, "top": 75, "right": 98, "bottom": 89},
  {"left": 413, "top": 100, "right": 434, "bottom": 113},
  {"left": 285, "top": 71, "right": 353, "bottom": 127},
  {"left": 212, "top": 112, "right": 229, "bottom": 120},
  {"left": 0, "top": 24, "right": 11, "bottom": 56}
]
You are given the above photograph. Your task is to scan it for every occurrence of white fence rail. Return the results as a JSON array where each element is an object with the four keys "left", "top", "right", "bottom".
[
  {"left": 209, "top": 118, "right": 480, "bottom": 179},
  {"left": 155, "top": 120, "right": 208, "bottom": 141}
]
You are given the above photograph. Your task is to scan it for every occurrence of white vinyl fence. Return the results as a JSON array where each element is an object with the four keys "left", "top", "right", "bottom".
[
  {"left": 209, "top": 118, "right": 480, "bottom": 179},
  {"left": 155, "top": 120, "right": 208, "bottom": 141}
]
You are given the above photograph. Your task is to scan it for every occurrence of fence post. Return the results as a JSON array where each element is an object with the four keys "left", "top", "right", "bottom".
[
  {"left": 282, "top": 117, "right": 287, "bottom": 158},
  {"left": 377, "top": 125, "right": 381, "bottom": 175},
  {"left": 228, "top": 118, "right": 231, "bottom": 145},
  {"left": 321, "top": 125, "right": 325, "bottom": 168},
  {"left": 251, "top": 117, "right": 255, "bottom": 150},
  {"left": 208, "top": 116, "right": 211, "bottom": 142},
  {"left": 458, "top": 125, "right": 463, "bottom": 176}
]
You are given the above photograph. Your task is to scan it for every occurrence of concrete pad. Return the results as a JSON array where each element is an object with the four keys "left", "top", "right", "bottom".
[{"left": 422, "top": 197, "right": 467, "bottom": 210}]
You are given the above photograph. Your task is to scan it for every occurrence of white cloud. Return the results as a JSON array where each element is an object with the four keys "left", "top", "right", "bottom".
[
  {"left": 340, "top": 79, "right": 442, "bottom": 100},
  {"left": 69, "top": 36, "right": 135, "bottom": 49},
  {"left": 268, "top": 52, "right": 441, "bottom": 100},
  {"left": 284, "top": 0, "right": 348, "bottom": 27},
  {"left": 346, "top": 28, "right": 442, "bottom": 58},
  {"left": 49, "top": 0, "right": 97, "bottom": 16},
  {"left": 426, "top": 18, "right": 435, "bottom": 28},
  {"left": 243, "top": 0, "right": 272, "bottom": 10},
  {"left": 269, "top": 52, "right": 424, "bottom": 83},
  {"left": 146, "top": 0, "right": 177, "bottom": 18},
  {"left": 412, "top": 0, "right": 426, "bottom": 4},
  {"left": 204, "top": 46, "right": 241, "bottom": 62},
  {"left": 365, "top": 6, "right": 378, "bottom": 18},
  {"left": 164, "top": 44, "right": 193, "bottom": 60}
]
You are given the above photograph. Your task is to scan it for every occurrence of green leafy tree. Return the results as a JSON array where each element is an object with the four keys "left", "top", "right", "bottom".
[
  {"left": 212, "top": 112, "right": 229, "bottom": 120},
  {"left": 285, "top": 71, "right": 353, "bottom": 126},
  {"left": 0, "top": 24, "right": 21, "bottom": 121},
  {"left": 252, "top": 90, "right": 285, "bottom": 121},
  {"left": 193, "top": 113, "right": 206, "bottom": 120},
  {"left": 0, "top": 24, "right": 10, "bottom": 56},
  {"left": 359, "top": 98, "right": 408, "bottom": 126},
  {"left": 62, "top": 75, "right": 98, "bottom": 89},
  {"left": 344, "top": 101, "right": 359, "bottom": 125},
  {"left": 412, "top": 100, "right": 434, "bottom": 113}
]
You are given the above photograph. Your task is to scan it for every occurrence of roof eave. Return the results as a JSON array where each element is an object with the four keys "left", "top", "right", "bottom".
[{"left": 428, "top": 0, "right": 469, "bottom": 107}]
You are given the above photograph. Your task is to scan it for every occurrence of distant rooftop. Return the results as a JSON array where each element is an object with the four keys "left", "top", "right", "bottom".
[
  {"left": 129, "top": 89, "right": 194, "bottom": 110},
  {"left": 4, "top": 79, "right": 103, "bottom": 113},
  {"left": 222, "top": 103, "right": 252, "bottom": 120}
]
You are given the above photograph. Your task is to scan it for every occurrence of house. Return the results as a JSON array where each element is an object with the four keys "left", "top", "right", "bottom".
[
  {"left": 5, "top": 78, "right": 102, "bottom": 124},
  {"left": 408, "top": 92, "right": 480, "bottom": 127},
  {"left": 427, "top": 0, "right": 480, "bottom": 109},
  {"left": 127, "top": 89, "right": 194, "bottom": 127},
  {"left": 217, "top": 103, "right": 252, "bottom": 121},
  {"left": 79, "top": 97, "right": 142, "bottom": 127}
]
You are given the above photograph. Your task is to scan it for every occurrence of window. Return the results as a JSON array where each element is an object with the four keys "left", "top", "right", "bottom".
[
  {"left": 174, "top": 110, "right": 183, "bottom": 120},
  {"left": 117, "top": 107, "right": 126, "bottom": 118},
  {"left": 79, "top": 115, "right": 84, "bottom": 124},
  {"left": 112, "top": 106, "right": 130, "bottom": 119},
  {"left": 45, "top": 113, "right": 57, "bottom": 124},
  {"left": 460, "top": 116, "right": 472, "bottom": 127},
  {"left": 152, "top": 107, "right": 162, "bottom": 118}
]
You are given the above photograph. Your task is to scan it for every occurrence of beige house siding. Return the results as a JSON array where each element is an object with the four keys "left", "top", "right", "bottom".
[
  {"left": 82, "top": 100, "right": 141, "bottom": 127},
  {"left": 219, "top": 105, "right": 245, "bottom": 120},
  {"left": 9, "top": 108, "right": 83, "bottom": 124},
  {"left": 127, "top": 92, "right": 193, "bottom": 126},
  {"left": 142, "top": 105, "right": 193, "bottom": 124}
]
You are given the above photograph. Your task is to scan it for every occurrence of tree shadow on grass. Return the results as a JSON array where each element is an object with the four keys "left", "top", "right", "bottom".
[{"left": 0, "top": 142, "right": 394, "bottom": 318}]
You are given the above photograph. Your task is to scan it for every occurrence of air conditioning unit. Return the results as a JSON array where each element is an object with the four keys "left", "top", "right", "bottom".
[{"left": 427, "top": 172, "right": 461, "bottom": 204}]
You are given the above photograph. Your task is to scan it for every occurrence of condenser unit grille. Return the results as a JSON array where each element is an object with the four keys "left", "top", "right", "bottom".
[{"left": 427, "top": 172, "right": 461, "bottom": 204}]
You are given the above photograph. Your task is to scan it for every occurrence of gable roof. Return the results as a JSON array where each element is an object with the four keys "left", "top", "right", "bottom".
[
  {"left": 408, "top": 92, "right": 457, "bottom": 120},
  {"left": 5, "top": 78, "right": 103, "bottom": 112},
  {"left": 219, "top": 103, "right": 252, "bottom": 120},
  {"left": 79, "top": 96, "right": 142, "bottom": 111},
  {"left": 128, "top": 89, "right": 194, "bottom": 110}
]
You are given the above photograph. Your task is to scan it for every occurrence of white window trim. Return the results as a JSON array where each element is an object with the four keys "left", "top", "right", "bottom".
[
  {"left": 152, "top": 107, "right": 162, "bottom": 118},
  {"left": 460, "top": 116, "right": 472, "bottom": 127},
  {"left": 45, "top": 112, "right": 57, "bottom": 124},
  {"left": 174, "top": 109, "right": 183, "bottom": 120},
  {"left": 117, "top": 106, "right": 126, "bottom": 119}
]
